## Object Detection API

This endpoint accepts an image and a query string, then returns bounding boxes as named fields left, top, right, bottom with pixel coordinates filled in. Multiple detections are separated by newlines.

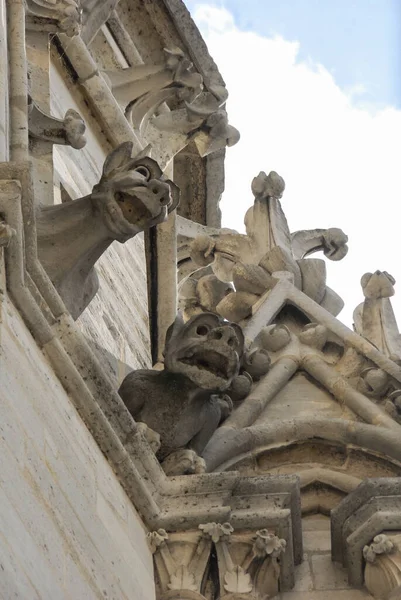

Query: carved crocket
left=179, top=170, right=348, bottom=322
left=118, top=312, right=244, bottom=475
left=37, top=142, right=179, bottom=318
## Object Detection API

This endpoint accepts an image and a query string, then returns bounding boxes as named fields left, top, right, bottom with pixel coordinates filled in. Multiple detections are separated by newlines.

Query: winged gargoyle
left=179, top=170, right=348, bottom=322
left=37, top=142, right=179, bottom=318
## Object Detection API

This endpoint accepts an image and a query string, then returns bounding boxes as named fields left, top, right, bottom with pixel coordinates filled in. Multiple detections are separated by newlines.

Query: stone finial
left=353, top=271, right=401, bottom=361
left=183, top=169, right=347, bottom=322
left=25, top=0, right=82, bottom=37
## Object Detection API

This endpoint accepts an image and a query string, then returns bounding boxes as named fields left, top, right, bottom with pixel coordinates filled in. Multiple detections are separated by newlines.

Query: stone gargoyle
left=179, top=170, right=348, bottom=322
left=118, top=312, right=245, bottom=475
left=37, top=142, right=179, bottom=318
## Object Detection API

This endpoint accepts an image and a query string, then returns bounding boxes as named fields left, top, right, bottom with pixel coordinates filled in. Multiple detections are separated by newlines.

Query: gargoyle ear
left=230, top=322, right=245, bottom=356
left=164, top=312, right=185, bottom=354
left=102, top=142, right=133, bottom=178
left=166, top=180, right=180, bottom=213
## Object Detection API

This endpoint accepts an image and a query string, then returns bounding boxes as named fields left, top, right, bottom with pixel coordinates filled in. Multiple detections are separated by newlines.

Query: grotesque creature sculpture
left=179, top=170, right=348, bottom=322
left=119, top=312, right=245, bottom=475
left=37, top=142, right=179, bottom=318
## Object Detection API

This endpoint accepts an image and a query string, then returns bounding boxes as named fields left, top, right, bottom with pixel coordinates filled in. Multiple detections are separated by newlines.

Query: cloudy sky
left=186, top=0, right=401, bottom=327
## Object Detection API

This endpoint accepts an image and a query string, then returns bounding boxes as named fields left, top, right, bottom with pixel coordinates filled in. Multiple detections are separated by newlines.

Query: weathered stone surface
left=37, top=142, right=178, bottom=318
left=119, top=312, right=244, bottom=470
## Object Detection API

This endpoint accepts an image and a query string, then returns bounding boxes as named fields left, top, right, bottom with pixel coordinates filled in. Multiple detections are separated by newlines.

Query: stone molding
left=149, top=523, right=287, bottom=599
left=331, top=478, right=401, bottom=595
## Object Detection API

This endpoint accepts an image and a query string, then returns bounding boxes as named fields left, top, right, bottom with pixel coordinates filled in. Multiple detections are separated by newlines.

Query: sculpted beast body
left=119, top=313, right=244, bottom=475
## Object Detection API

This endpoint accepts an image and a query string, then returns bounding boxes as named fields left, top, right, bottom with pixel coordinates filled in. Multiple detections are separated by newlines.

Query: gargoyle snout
left=148, top=179, right=172, bottom=207
left=207, top=326, right=238, bottom=348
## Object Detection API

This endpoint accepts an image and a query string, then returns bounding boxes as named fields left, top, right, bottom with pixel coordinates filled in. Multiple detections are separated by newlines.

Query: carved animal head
left=91, top=142, right=179, bottom=241
left=322, top=228, right=348, bottom=261
left=164, top=313, right=244, bottom=391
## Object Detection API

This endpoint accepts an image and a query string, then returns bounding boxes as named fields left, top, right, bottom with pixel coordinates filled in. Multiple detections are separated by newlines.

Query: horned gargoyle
left=37, top=142, right=179, bottom=319
left=119, top=312, right=245, bottom=475
left=180, top=170, right=348, bottom=322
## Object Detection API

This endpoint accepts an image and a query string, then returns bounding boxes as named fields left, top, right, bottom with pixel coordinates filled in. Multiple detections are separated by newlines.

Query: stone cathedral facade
left=1, top=1, right=401, bottom=599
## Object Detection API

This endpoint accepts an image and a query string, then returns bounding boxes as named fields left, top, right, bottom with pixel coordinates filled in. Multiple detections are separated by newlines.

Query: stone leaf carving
left=28, top=98, right=86, bottom=149
left=25, top=0, right=82, bottom=37
left=354, top=271, right=401, bottom=361
left=363, top=533, right=401, bottom=599
left=224, top=567, right=253, bottom=594
left=147, top=529, right=169, bottom=554
left=150, top=522, right=287, bottom=600
left=119, top=312, right=244, bottom=474
left=37, top=142, right=179, bottom=318
left=183, top=170, right=347, bottom=322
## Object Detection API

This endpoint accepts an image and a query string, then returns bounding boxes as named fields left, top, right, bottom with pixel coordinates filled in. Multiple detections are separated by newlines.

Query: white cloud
left=192, top=4, right=401, bottom=326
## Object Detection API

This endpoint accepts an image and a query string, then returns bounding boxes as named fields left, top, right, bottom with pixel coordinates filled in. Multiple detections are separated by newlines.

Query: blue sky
left=187, top=0, right=401, bottom=109
left=184, top=2, right=401, bottom=325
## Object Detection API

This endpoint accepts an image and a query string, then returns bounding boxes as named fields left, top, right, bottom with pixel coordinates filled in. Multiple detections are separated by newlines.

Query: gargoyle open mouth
left=178, top=347, right=237, bottom=389
left=116, top=191, right=167, bottom=228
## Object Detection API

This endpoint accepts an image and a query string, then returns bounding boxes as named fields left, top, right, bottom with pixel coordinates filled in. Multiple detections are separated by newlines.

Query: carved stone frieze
left=149, top=522, right=287, bottom=600
left=180, top=170, right=347, bottom=323
left=28, top=98, right=86, bottom=149
left=37, top=142, right=179, bottom=318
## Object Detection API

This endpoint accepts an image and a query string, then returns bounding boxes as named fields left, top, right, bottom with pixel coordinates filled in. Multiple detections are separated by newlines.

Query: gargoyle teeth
left=180, top=349, right=232, bottom=380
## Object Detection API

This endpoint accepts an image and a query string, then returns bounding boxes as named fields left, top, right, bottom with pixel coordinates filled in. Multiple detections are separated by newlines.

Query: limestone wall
left=0, top=283, right=154, bottom=599
left=50, top=56, right=152, bottom=383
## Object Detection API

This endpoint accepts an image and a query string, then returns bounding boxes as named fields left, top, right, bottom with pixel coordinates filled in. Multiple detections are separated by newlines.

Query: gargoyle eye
left=196, top=324, right=209, bottom=336
left=134, top=166, right=151, bottom=181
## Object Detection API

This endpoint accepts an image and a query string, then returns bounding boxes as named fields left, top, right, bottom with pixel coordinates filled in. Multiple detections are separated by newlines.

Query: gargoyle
left=180, top=170, right=347, bottom=321
left=118, top=312, right=244, bottom=475
left=37, top=142, right=179, bottom=319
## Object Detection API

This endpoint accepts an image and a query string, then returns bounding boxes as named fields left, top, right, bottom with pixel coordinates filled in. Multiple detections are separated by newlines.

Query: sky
left=186, top=1, right=401, bottom=327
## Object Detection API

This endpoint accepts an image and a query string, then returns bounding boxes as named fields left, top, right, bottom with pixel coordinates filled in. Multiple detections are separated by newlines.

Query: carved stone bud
left=228, top=371, right=253, bottom=402
left=25, top=0, right=82, bottom=37
left=199, top=522, right=234, bottom=543
left=361, top=271, right=396, bottom=299
left=363, top=533, right=401, bottom=599
left=357, top=367, right=390, bottom=398
left=251, top=171, right=285, bottom=200
left=147, top=529, right=169, bottom=553
left=256, top=324, right=291, bottom=352
left=243, top=348, right=271, bottom=380
left=299, top=323, right=328, bottom=350
left=252, top=529, right=287, bottom=559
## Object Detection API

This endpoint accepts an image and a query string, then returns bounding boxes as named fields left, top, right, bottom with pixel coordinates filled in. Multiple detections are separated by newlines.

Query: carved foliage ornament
left=149, top=523, right=286, bottom=600
left=363, top=533, right=401, bottom=599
